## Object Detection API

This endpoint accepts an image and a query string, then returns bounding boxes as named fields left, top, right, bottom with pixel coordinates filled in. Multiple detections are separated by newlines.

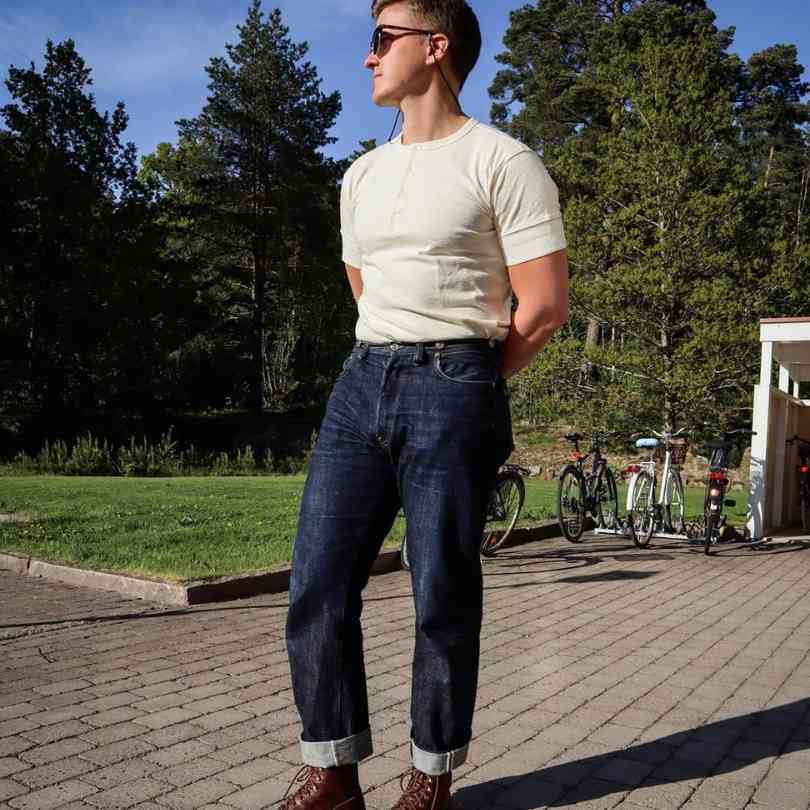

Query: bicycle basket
left=653, top=436, right=688, bottom=465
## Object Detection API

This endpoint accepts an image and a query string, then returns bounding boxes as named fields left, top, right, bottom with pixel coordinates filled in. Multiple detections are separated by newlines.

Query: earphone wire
left=387, top=35, right=465, bottom=144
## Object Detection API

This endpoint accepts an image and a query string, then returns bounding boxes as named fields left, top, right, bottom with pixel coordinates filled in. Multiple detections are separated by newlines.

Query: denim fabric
left=285, top=342, right=514, bottom=771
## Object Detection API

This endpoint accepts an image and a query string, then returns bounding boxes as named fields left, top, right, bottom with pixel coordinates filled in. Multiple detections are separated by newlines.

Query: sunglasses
left=370, top=24, right=436, bottom=56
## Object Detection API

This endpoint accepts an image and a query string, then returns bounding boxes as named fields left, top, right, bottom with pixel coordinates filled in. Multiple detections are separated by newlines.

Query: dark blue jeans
left=285, top=341, right=513, bottom=775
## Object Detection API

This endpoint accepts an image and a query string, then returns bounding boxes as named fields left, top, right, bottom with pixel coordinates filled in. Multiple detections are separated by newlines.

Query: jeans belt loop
left=413, top=343, right=427, bottom=365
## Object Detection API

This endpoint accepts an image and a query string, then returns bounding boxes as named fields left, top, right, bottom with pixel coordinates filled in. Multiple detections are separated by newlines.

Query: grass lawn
left=0, top=475, right=750, bottom=583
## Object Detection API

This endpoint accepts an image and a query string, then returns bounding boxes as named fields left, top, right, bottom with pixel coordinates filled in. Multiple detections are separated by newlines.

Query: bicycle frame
left=625, top=443, right=679, bottom=511
left=625, top=429, right=687, bottom=539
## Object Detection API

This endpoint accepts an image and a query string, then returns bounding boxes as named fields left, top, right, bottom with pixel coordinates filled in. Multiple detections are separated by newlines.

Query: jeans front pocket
left=432, top=350, right=500, bottom=386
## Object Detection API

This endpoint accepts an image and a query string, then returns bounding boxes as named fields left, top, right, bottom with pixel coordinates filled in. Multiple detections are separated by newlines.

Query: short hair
left=370, top=0, right=482, bottom=91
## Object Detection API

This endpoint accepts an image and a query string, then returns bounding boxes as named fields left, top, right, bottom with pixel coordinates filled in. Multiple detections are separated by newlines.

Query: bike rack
left=593, top=527, right=691, bottom=541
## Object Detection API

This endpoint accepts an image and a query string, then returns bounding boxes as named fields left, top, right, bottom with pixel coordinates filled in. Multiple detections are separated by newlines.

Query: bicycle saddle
left=564, top=433, right=584, bottom=442
left=635, top=438, right=658, bottom=449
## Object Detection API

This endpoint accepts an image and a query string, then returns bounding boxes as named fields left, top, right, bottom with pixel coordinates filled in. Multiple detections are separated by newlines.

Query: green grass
left=0, top=474, right=751, bottom=582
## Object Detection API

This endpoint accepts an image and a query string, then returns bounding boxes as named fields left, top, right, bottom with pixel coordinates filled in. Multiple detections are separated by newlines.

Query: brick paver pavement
left=1, top=534, right=809, bottom=810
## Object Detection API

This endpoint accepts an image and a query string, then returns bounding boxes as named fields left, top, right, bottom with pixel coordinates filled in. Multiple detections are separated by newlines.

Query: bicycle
left=701, top=428, right=756, bottom=555
left=399, top=464, right=528, bottom=570
left=626, top=428, right=688, bottom=548
left=556, top=432, right=620, bottom=543
left=785, top=434, right=810, bottom=532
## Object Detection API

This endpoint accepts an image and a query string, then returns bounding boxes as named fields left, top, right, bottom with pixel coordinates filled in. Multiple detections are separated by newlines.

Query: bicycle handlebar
left=650, top=427, right=688, bottom=439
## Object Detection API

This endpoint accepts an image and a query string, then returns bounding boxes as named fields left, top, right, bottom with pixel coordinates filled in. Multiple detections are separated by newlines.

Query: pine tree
left=166, top=1, right=343, bottom=412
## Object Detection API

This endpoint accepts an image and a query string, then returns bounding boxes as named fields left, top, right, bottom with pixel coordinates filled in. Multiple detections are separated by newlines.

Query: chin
left=371, top=85, right=399, bottom=108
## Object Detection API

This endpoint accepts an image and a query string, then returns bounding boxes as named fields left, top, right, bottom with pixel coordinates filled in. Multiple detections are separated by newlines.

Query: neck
left=398, top=86, right=468, bottom=145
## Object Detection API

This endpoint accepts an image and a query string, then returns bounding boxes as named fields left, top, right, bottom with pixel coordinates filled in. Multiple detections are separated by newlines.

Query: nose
left=364, top=51, right=378, bottom=69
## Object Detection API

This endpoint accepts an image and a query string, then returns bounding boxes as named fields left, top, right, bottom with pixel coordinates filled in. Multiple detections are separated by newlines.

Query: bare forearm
left=345, top=264, right=363, bottom=302
left=500, top=308, right=562, bottom=379
left=500, top=250, right=569, bottom=379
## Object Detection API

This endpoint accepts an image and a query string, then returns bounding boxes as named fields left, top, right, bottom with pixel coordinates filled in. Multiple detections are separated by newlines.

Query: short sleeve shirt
left=340, top=118, right=566, bottom=343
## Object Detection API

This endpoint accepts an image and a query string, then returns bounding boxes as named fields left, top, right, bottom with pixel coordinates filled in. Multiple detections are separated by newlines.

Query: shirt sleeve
left=340, top=166, right=363, bottom=268
left=491, top=150, right=567, bottom=266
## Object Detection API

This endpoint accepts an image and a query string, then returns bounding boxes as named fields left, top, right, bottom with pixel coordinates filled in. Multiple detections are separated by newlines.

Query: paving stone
left=4, top=536, right=810, bottom=810
left=128, top=710, right=201, bottom=732
left=78, top=739, right=156, bottom=767
left=206, top=737, right=279, bottom=766
left=20, top=739, right=94, bottom=767
left=592, top=757, right=654, bottom=788
left=83, top=778, right=170, bottom=810
left=7, top=779, right=97, bottom=810
left=0, top=742, right=33, bottom=760
left=0, top=781, right=28, bottom=802
left=0, top=761, right=30, bottom=780
left=188, top=710, right=253, bottom=733
left=689, top=776, right=755, bottom=809
left=81, top=760, right=159, bottom=791
left=14, top=757, right=97, bottom=790
left=151, top=777, right=237, bottom=810
left=624, top=779, right=696, bottom=810
left=216, top=769, right=300, bottom=810
left=21, top=723, right=95, bottom=747
left=156, top=757, right=228, bottom=788
left=752, top=776, right=810, bottom=809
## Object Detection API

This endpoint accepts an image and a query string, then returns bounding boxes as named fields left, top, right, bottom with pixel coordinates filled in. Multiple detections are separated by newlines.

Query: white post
left=760, top=342, right=773, bottom=387
left=748, top=384, right=771, bottom=538
left=771, top=396, right=788, bottom=527
left=778, top=364, right=791, bottom=394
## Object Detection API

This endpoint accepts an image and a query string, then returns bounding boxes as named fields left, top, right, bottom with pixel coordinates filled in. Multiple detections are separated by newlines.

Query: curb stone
left=0, top=520, right=564, bottom=606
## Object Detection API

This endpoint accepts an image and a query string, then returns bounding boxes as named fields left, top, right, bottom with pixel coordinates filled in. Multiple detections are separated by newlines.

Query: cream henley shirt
left=340, top=117, right=566, bottom=343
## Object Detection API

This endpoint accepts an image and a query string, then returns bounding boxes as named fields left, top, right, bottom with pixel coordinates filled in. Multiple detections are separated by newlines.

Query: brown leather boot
left=280, top=764, right=365, bottom=809
left=390, top=769, right=456, bottom=810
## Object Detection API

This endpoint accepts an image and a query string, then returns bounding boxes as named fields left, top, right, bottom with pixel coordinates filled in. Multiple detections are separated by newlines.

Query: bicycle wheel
left=557, top=465, right=587, bottom=542
left=704, top=511, right=718, bottom=555
left=664, top=470, right=685, bottom=534
left=480, top=472, right=525, bottom=556
left=630, top=470, right=655, bottom=548
left=400, top=534, right=410, bottom=571
left=595, top=467, right=619, bottom=530
left=801, top=490, right=809, bottom=532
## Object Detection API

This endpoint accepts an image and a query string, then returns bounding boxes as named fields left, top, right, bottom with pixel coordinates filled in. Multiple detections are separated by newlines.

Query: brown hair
left=371, top=0, right=482, bottom=91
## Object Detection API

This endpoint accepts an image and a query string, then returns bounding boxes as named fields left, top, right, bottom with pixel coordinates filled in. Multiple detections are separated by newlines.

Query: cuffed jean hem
left=410, top=739, right=469, bottom=776
left=299, top=728, right=373, bottom=767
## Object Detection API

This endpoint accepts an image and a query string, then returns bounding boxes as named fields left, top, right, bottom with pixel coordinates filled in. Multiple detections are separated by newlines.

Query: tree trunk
left=661, top=320, right=672, bottom=432
left=577, top=318, right=601, bottom=392
left=251, top=242, right=267, bottom=414
left=763, top=144, right=775, bottom=190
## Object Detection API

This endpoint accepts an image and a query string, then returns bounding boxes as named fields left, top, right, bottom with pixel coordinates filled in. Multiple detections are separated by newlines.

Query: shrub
left=118, top=429, right=182, bottom=477
left=64, top=433, right=117, bottom=475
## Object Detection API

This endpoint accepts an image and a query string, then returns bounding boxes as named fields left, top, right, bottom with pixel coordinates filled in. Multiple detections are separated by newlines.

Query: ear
left=426, top=32, right=450, bottom=62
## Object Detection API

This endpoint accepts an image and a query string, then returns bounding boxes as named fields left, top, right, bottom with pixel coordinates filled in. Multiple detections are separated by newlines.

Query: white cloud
left=0, top=0, right=368, bottom=99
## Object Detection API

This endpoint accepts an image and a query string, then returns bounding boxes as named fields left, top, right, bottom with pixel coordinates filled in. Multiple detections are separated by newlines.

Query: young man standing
left=283, top=1, right=569, bottom=808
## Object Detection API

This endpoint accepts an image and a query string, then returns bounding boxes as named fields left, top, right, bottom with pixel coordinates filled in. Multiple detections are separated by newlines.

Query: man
left=283, top=1, right=569, bottom=808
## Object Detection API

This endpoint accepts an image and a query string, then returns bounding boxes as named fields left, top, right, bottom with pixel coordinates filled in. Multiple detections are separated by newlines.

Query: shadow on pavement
left=557, top=569, right=659, bottom=584
left=454, top=698, right=810, bottom=809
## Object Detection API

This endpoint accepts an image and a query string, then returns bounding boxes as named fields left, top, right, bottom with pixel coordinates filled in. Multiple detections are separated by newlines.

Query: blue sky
left=1, top=0, right=808, bottom=163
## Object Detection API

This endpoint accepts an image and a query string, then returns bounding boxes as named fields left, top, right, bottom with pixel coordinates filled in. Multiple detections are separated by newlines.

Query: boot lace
left=393, top=769, right=436, bottom=810
left=280, top=765, right=326, bottom=808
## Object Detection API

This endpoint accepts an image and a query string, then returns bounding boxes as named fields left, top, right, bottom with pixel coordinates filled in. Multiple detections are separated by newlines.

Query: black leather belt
left=356, top=338, right=500, bottom=350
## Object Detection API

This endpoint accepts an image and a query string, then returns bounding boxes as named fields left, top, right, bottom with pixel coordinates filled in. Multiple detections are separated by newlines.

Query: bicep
left=507, top=249, right=569, bottom=323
